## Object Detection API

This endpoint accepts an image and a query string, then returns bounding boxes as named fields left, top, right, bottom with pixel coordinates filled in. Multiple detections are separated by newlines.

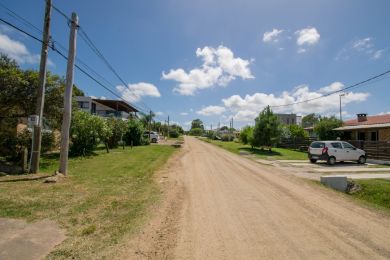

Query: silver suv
left=308, top=141, right=366, bottom=165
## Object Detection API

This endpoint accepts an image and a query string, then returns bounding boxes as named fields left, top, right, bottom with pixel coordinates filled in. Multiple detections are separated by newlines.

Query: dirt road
left=168, top=136, right=390, bottom=259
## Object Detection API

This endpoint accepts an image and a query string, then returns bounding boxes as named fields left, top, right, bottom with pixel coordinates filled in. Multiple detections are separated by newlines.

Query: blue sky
left=1, top=0, right=389, bottom=129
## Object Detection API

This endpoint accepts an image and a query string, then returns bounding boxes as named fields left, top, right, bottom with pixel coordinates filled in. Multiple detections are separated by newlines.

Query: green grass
left=202, top=138, right=308, bottom=160
left=349, top=179, right=390, bottom=210
left=0, top=145, right=176, bottom=259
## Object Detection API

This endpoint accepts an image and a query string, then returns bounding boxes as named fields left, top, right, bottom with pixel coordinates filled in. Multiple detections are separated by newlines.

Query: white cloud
left=0, top=33, right=40, bottom=64
left=197, top=105, right=226, bottom=116
left=220, top=82, right=369, bottom=122
left=155, top=111, right=164, bottom=116
left=180, top=112, right=189, bottom=116
left=263, top=29, right=283, bottom=43
left=352, top=37, right=373, bottom=51
left=319, top=82, right=344, bottom=93
left=295, top=27, right=320, bottom=46
left=116, top=82, right=161, bottom=102
left=338, top=37, right=386, bottom=60
left=162, top=45, right=254, bottom=95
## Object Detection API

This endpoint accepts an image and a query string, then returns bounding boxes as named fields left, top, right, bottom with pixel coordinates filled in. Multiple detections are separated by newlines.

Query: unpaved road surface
left=127, top=136, right=390, bottom=259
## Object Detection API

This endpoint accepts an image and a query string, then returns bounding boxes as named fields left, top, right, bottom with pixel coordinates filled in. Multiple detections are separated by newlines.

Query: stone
left=320, top=176, right=348, bottom=192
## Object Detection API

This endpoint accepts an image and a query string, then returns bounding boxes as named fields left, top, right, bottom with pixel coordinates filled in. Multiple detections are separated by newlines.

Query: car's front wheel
left=327, top=156, right=336, bottom=165
left=152, top=138, right=157, bottom=143
left=358, top=155, right=366, bottom=164
left=310, top=159, right=317, bottom=163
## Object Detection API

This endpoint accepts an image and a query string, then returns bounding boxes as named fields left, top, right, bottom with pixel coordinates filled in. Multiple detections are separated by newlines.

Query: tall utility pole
left=30, top=0, right=52, bottom=173
left=167, top=116, right=170, bottom=138
left=339, top=93, right=346, bottom=121
left=59, top=12, right=79, bottom=175
left=148, top=110, right=152, bottom=141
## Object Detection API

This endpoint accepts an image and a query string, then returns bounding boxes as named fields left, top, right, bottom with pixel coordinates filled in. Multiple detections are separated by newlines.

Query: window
left=358, top=132, right=366, bottom=141
left=371, top=131, right=378, bottom=141
left=310, top=142, right=325, bottom=148
left=342, top=142, right=354, bottom=149
left=77, top=101, right=89, bottom=109
left=331, top=142, right=342, bottom=149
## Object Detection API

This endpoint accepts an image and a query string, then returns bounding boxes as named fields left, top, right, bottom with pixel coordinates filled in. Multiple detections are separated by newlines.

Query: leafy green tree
left=124, top=119, right=145, bottom=146
left=106, top=118, right=128, bottom=148
left=69, top=111, right=111, bottom=156
left=239, top=126, right=254, bottom=145
left=189, top=128, right=203, bottom=136
left=302, top=113, right=321, bottom=128
left=287, top=124, right=308, bottom=139
left=191, top=119, right=204, bottom=130
left=253, top=106, right=281, bottom=149
left=314, top=116, right=343, bottom=140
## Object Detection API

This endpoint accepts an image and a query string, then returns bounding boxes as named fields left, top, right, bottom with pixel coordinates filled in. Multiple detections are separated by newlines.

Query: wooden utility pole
left=59, top=12, right=79, bottom=175
left=30, top=0, right=52, bottom=173
left=148, top=110, right=152, bottom=141
left=167, top=116, right=170, bottom=138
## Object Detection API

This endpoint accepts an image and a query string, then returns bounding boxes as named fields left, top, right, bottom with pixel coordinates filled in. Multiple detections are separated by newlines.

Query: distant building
left=334, top=113, right=390, bottom=141
left=75, top=96, right=138, bottom=120
left=276, top=113, right=301, bottom=126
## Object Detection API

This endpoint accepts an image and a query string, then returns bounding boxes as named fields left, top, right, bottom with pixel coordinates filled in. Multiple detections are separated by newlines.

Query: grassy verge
left=349, top=179, right=390, bottom=210
left=0, top=145, right=176, bottom=259
left=201, top=138, right=308, bottom=160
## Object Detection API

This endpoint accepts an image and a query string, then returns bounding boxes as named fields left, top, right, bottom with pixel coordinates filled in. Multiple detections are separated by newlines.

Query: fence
left=348, top=140, right=390, bottom=161
left=278, top=137, right=318, bottom=151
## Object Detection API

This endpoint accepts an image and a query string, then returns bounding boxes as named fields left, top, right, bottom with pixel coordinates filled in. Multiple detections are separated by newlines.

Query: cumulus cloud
left=180, top=112, right=189, bottom=116
left=116, top=82, right=161, bottom=102
left=0, top=33, right=40, bottom=64
left=295, top=27, right=320, bottom=46
left=219, top=82, right=369, bottom=122
left=155, top=111, right=164, bottom=116
left=263, top=29, right=283, bottom=43
left=162, top=45, right=254, bottom=95
left=197, top=105, right=226, bottom=116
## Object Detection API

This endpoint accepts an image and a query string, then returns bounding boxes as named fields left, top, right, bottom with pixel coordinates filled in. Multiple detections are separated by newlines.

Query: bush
left=123, top=119, right=144, bottom=146
left=221, top=134, right=234, bottom=142
left=239, top=126, right=253, bottom=145
left=169, top=130, right=179, bottom=138
left=69, top=111, right=112, bottom=156
left=206, top=131, right=217, bottom=140
left=106, top=118, right=127, bottom=149
left=189, top=128, right=203, bottom=136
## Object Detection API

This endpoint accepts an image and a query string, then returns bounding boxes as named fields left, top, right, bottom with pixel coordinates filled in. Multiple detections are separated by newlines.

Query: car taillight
left=322, top=147, right=328, bottom=154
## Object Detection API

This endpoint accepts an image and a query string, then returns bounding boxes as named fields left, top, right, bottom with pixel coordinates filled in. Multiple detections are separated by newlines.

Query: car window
left=310, top=142, right=325, bottom=148
left=331, top=142, right=342, bottom=149
left=342, top=142, right=354, bottom=149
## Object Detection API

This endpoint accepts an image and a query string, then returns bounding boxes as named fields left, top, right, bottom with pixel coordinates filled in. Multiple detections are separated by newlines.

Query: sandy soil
left=126, top=136, right=390, bottom=259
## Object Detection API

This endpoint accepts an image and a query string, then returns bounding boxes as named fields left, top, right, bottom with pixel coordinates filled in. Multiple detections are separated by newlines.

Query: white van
left=144, top=131, right=159, bottom=143
left=308, top=141, right=366, bottom=165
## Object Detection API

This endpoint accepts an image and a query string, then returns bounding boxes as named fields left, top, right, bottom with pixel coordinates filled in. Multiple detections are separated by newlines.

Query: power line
left=270, top=70, right=390, bottom=109
left=0, top=16, right=148, bottom=114
left=0, top=2, right=42, bottom=34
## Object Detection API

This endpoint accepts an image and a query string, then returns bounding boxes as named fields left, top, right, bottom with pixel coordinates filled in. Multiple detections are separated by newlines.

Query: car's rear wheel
left=152, top=138, right=157, bottom=143
left=310, top=159, right=317, bottom=163
left=358, top=156, right=366, bottom=164
left=327, top=156, right=336, bottom=165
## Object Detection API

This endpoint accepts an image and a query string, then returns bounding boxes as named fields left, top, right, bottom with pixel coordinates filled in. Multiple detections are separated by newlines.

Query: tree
left=220, top=126, right=229, bottom=131
left=239, top=126, right=253, bottom=145
left=123, top=119, right=145, bottom=146
left=189, top=128, right=203, bottom=136
left=106, top=117, right=127, bottom=149
left=69, top=111, right=111, bottom=156
left=314, top=116, right=342, bottom=140
left=191, top=119, right=204, bottom=130
left=253, top=106, right=281, bottom=149
left=287, top=124, right=308, bottom=139
left=302, top=113, right=321, bottom=128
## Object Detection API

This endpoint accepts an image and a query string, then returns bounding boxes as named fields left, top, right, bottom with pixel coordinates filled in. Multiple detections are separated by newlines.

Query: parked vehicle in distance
left=308, top=141, right=366, bottom=165
left=144, top=131, right=159, bottom=143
